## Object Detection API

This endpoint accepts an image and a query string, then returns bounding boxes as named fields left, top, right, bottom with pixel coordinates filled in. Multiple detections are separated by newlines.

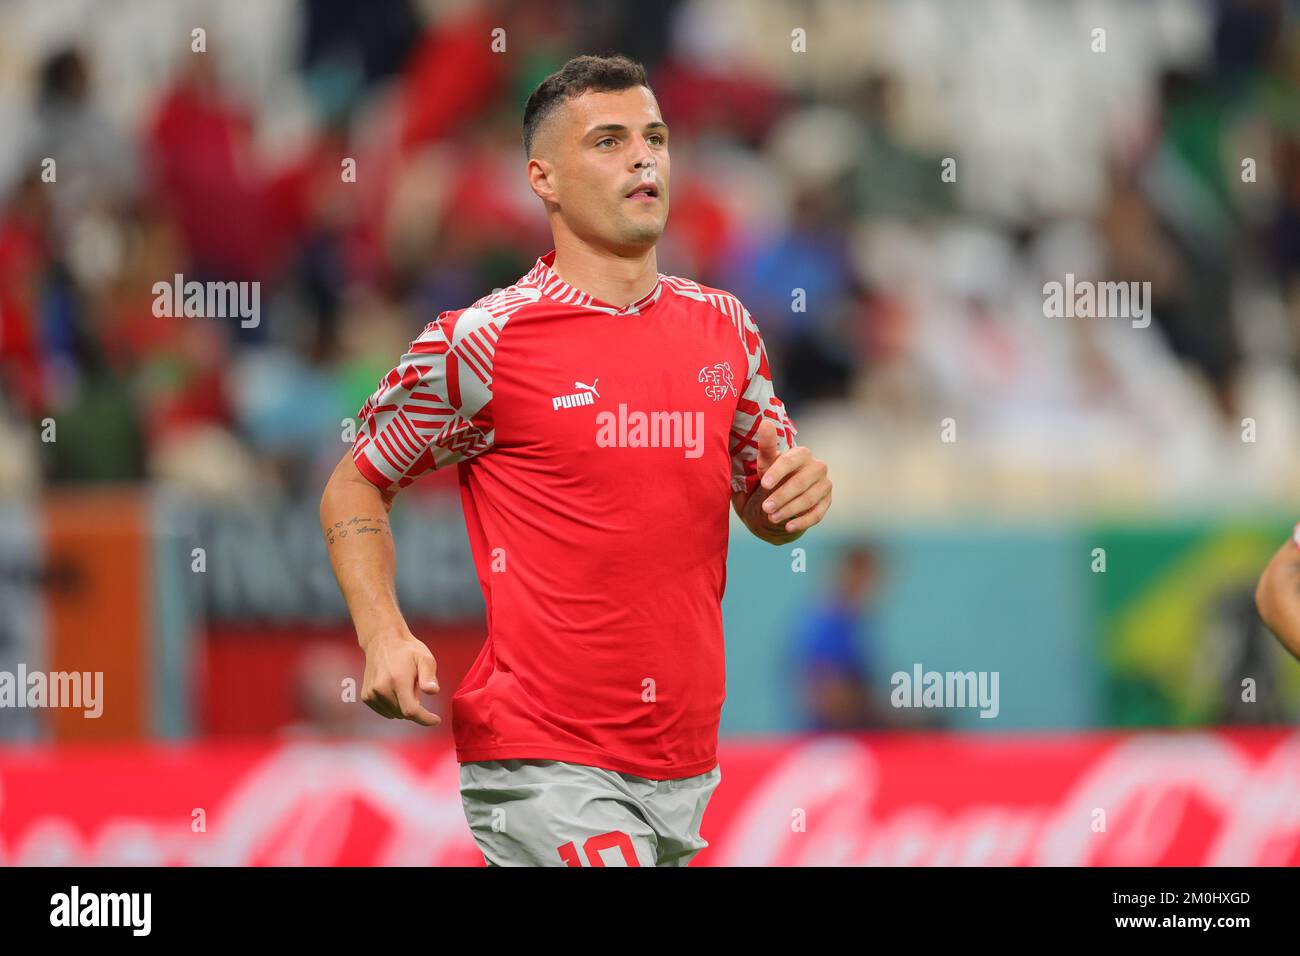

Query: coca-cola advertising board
left=2, top=730, right=1298, bottom=866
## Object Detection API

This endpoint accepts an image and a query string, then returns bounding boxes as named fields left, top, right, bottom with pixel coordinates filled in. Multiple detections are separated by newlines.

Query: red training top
left=352, top=249, right=796, bottom=779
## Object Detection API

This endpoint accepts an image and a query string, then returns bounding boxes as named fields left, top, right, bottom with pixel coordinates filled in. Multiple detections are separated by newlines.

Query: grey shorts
left=459, top=759, right=721, bottom=867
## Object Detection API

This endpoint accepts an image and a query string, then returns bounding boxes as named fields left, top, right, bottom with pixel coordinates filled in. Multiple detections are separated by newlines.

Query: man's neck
left=549, top=237, right=659, bottom=309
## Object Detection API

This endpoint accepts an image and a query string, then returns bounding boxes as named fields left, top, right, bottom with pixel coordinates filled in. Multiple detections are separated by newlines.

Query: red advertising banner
left=1, top=730, right=1298, bottom=866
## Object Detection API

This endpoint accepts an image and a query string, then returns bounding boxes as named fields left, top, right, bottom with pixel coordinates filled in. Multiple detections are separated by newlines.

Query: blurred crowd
left=0, top=0, right=1299, bottom=515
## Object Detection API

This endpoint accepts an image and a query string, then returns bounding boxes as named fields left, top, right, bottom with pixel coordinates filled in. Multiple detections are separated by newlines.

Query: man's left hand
left=734, top=419, right=832, bottom=543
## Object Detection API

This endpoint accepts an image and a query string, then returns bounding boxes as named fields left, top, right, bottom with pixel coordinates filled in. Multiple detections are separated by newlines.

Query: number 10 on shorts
left=557, top=831, right=640, bottom=867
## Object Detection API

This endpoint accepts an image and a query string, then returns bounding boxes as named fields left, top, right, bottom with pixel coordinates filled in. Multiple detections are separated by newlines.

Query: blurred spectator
left=789, top=545, right=924, bottom=732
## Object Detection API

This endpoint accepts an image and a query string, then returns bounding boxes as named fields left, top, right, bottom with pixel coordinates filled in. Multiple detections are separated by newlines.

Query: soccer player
left=1255, top=524, right=1300, bottom=661
left=320, top=54, right=832, bottom=867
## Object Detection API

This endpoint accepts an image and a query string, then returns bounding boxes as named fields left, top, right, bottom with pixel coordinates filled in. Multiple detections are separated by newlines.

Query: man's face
left=530, top=86, right=670, bottom=254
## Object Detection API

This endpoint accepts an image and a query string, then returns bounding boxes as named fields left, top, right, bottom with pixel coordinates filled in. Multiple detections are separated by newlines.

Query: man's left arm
left=726, top=305, right=831, bottom=544
left=1256, top=527, right=1300, bottom=662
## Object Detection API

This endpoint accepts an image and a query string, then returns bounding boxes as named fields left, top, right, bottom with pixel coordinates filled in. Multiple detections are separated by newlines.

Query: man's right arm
left=328, top=308, right=498, bottom=725
left=320, top=451, right=441, bottom=725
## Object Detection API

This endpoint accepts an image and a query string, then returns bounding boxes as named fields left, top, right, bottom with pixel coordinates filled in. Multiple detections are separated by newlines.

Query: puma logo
left=553, top=377, right=601, bottom=410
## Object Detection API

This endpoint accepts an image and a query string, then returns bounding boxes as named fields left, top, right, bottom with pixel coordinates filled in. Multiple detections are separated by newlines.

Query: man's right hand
left=360, top=631, right=442, bottom=725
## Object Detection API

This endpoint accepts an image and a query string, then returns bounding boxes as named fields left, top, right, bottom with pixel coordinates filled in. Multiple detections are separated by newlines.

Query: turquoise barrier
left=720, top=516, right=1300, bottom=734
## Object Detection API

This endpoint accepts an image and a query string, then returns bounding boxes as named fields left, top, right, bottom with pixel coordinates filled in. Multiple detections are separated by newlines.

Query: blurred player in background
left=788, top=545, right=945, bottom=732
left=790, top=545, right=884, bottom=731
left=1255, top=523, right=1300, bottom=662
left=321, top=54, right=831, bottom=866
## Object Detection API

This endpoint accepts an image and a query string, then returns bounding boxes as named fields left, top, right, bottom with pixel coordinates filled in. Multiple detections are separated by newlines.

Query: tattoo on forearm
left=325, top=515, right=391, bottom=546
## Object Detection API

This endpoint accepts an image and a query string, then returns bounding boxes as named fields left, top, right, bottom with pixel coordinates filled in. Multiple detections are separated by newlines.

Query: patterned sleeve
left=729, top=304, right=797, bottom=495
left=351, top=307, right=499, bottom=491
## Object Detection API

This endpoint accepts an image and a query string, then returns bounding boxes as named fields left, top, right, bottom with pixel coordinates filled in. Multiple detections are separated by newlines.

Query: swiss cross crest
left=698, top=362, right=738, bottom=401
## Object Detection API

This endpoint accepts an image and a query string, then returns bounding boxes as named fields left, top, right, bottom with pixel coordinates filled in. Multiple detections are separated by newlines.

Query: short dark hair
left=522, top=54, right=651, bottom=157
